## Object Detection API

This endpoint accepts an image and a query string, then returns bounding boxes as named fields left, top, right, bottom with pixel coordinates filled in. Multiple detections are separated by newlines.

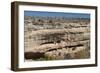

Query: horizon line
left=24, top=11, right=90, bottom=19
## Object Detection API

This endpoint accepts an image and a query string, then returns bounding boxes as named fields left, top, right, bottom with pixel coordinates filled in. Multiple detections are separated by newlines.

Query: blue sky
left=24, top=11, right=90, bottom=19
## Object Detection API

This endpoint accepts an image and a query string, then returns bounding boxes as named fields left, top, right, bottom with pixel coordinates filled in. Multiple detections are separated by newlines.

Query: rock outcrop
left=24, top=16, right=90, bottom=61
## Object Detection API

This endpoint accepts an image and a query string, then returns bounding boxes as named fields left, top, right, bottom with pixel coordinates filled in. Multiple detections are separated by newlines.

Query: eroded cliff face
left=24, top=16, right=90, bottom=61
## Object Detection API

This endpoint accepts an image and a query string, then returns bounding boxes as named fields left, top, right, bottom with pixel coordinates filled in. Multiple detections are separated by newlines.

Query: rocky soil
left=24, top=16, right=90, bottom=61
